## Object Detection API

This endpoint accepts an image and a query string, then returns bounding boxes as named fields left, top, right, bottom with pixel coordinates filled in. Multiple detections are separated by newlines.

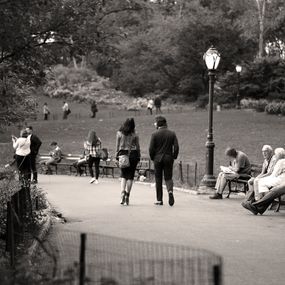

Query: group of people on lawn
left=10, top=116, right=284, bottom=214
left=210, top=145, right=285, bottom=215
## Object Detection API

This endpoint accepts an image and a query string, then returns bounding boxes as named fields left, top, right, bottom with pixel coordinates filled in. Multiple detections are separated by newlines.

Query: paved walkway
left=40, top=174, right=285, bottom=285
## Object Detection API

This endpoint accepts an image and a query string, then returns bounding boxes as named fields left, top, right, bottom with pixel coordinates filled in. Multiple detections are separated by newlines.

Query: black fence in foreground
left=37, top=231, right=223, bottom=285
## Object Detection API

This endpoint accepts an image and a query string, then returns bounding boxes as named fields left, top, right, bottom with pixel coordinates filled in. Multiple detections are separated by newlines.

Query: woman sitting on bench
left=40, top=142, right=62, bottom=174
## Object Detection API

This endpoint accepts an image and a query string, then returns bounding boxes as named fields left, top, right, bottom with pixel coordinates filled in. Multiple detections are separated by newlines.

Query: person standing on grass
left=116, top=118, right=141, bottom=206
left=62, top=101, right=69, bottom=119
left=26, top=126, right=42, bottom=184
left=84, top=130, right=102, bottom=184
left=43, top=103, right=50, bottom=120
left=147, top=98, right=154, bottom=115
left=12, top=129, right=32, bottom=181
left=149, top=116, right=179, bottom=206
left=91, top=100, right=98, bottom=118
left=154, top=96, right=162, bottom=114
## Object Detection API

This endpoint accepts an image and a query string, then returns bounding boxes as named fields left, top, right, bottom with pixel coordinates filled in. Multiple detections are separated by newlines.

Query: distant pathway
left=40, top=174, right=285, bottom=285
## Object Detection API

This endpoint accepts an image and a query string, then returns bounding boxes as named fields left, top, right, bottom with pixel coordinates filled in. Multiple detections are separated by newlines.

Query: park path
left=39, top=174, right=285, bottom=285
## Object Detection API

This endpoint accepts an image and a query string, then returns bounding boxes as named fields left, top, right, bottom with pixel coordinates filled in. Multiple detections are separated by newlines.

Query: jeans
left=154, top=154, right=174, bottom=202
left=88, top=156, right=100, bottom=179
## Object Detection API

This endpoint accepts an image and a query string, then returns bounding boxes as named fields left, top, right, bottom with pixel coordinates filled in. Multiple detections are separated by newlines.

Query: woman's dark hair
left=119, top=118, right=135, bottom=136
left=87, top=130, right=99, bottom=146
left=225, top=147, right=237, bottom=158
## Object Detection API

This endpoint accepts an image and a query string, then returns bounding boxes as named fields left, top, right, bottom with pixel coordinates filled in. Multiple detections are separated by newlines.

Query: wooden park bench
left=226, top=163, right=262, bottom=198
left=37, top=153, right=88, bottom=175
left=135, top=158, right=154, bottom=180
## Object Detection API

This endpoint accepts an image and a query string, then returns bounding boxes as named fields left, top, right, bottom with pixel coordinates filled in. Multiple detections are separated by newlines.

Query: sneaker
left=90, top=177, right=96, bottom=184
left=209, top=193, right=223, bottom=199
left=168, top=192, right=175, bottom=206
left=95, top=179, right=99, bottom=184
left=154, top=201, right=163, bottom=206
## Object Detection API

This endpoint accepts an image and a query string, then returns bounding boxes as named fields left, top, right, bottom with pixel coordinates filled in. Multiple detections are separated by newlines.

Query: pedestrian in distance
left=154, top=96, right=162, bottom=114
left=43, top=102, right=50, bottom=120
left=116, top=118, right=141, bottom=206
left=149, top=116, right=179, bottom=206
left=91, top=100, right=98, bottom=118
left=84, top=130, right=102, bottom=184
left=62, top=101, right=70, bottom=119
left=26, top=126, right=42, bottom=183
left=147, top=98, right=154, bottom=115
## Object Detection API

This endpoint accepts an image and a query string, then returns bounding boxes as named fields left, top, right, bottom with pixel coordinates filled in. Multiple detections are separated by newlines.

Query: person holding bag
left=84, top=130, right=102, bottom=184
left=116, top=118, right=141, bottom=205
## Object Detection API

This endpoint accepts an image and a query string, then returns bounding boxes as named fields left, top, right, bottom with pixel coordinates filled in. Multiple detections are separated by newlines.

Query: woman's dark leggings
left=88, top=157, right=100, bottom=179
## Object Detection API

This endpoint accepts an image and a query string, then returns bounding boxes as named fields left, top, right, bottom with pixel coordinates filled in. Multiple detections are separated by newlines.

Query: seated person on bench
left=244, top=145, right=277, bottom=203
left=209, top=147, right=251, bottom=199
left=40, top=141, right=62, bottom=174
left=73, top=150, right=89, bottom=176
left=242, top=149, right=285, bottom=215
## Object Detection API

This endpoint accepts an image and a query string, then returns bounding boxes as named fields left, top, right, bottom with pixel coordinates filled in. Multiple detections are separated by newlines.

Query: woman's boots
left=120, top=191, right=130, bottom=205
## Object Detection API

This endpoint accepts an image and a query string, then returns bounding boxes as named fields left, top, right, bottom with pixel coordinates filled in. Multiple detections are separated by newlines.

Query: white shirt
left=147, top=99, right=154, bottom=109
left=13, top=135, right=31, bottom=156
left=62, top=102, right=69, bottom=111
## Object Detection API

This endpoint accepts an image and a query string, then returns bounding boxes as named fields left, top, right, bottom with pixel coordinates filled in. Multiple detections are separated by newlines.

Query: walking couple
left=116, top=116, right=179, bottom=206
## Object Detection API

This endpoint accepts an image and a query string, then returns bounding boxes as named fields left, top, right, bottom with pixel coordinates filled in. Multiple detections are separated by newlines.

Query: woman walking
left=116, top=118, right=141, bottom=205
left=84, top=130, right=101, bottom=184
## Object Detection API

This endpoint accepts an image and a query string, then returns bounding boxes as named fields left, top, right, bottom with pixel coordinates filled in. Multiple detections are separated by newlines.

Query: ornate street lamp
left=200, top=46, right=221, bottom=188
left=235, top=65, right=242, bottom=109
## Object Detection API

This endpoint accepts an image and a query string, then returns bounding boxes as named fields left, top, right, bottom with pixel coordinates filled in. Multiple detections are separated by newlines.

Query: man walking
left=26, top=126, right=42, bottom=183
left=62, top=101, right=69, bottom=119
left=149, top=116, right=179, bottom=206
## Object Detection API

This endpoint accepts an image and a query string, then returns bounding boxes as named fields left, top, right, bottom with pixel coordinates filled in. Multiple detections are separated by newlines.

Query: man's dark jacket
left=30, top=134, right=42, bottom=155
left=149, top=126, right=179, bottom=162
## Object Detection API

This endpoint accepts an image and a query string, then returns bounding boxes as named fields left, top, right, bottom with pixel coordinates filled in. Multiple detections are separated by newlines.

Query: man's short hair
left=262, top=145, right=273, bottom=152
left=50, top=141, right=57, bottom=146
left=225, top=147, right=237, bottom=158
left=27, top=126, right=33, bottom=130
left=155, top=116, right=167, bottom=127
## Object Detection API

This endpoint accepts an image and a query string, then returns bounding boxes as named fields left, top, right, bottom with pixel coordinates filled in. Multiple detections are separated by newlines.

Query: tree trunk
left=255, top=0, right=266, bottom=58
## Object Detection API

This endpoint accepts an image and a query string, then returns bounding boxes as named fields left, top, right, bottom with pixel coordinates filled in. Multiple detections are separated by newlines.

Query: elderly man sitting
left=242, top=148, right=285, bottom=215
left=244, top=145, right=277, bottom=203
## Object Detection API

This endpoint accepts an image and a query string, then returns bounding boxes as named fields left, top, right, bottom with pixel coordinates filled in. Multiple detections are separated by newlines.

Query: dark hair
left=225, top=147, right=237, bottom=158
left=155, top=116, right=167, bottom=127
left=87, top=130, right=99, bottom=146
left=50, top=141, right=57, bottom=146
left=27, top=126, right=33, bottom=130
left=20, top=129, right=28, bottom=138
left=119, top=118, right=135, bottom=136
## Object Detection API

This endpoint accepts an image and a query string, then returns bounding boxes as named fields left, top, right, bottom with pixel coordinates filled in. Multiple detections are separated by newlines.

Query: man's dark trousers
left=154, top=154, right=174, bottom=202
left=30, top=154, right=38, bottom=182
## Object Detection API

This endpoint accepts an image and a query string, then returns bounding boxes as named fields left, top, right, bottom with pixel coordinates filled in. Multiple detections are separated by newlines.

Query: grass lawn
left=1, top=95, right=285, bottom=184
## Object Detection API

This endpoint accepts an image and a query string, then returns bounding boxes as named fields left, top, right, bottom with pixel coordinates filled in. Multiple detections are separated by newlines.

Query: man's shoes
left=154, top=201, right=163, bottom=206
left=90, top=177, right=96, bottom=184
left=241, top=201, right=259, bottom=215
left=168, top=192, right=175, bottom=206
left=209, top=193, right=223, bottom=199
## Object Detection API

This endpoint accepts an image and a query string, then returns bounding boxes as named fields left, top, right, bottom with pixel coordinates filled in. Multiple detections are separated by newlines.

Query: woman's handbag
left=118, top=154, right=130, bottom=168
left=98, top=148, right=108, bottom=161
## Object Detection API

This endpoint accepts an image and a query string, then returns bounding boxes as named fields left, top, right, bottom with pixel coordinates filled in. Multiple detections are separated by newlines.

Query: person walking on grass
left=84, top=130, right=102, bottom=184
left=62, top=101, right=70, bottom=119
left=116, top=118, right=141, bottom=205
left=149, top=116, right=179, bottom=206
left=91, top=100, right=98, bottom=118
left=26, top=126, right=42, bottom=184
left=43, top=103, right=50, bottom=120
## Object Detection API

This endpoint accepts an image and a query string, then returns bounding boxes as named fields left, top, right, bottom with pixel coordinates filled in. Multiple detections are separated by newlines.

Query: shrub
left=265, top=102, right=282, bottom=115
left=240, top=98, right=269, bottom=112
left=195, top=94, right=209, bottom=109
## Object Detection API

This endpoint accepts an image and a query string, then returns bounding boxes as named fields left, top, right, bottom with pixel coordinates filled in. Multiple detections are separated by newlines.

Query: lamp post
left=200, top=46, right=221, bottom=188
left=235, top=65, right=242, bottom=109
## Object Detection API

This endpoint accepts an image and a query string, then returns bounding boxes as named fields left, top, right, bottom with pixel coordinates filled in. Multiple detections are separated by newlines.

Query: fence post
left=6, top=201, right=15, bottom=268
left=186, top=164, right=190, bottom=185
left=194, top=162, right=198, bottom=187
left=79, top=233, right=86, bottom=285
left=179, top=161, right=184, bottom=184
left=213, top=264, right=222, bottom=285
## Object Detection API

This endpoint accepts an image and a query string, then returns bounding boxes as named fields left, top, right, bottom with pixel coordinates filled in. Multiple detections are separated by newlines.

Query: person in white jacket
left=12, top=129, right=32, bottom=180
